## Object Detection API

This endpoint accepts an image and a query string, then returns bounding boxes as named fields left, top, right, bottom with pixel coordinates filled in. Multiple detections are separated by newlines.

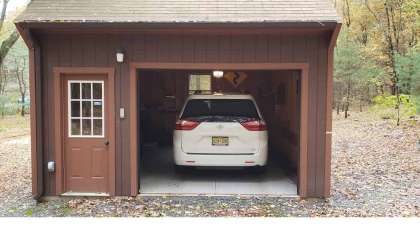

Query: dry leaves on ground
left=0, top=112, right=418, bottom=217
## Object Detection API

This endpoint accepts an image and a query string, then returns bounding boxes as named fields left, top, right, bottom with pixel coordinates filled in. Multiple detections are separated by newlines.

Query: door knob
left=105, top=141, right=110, bottom=146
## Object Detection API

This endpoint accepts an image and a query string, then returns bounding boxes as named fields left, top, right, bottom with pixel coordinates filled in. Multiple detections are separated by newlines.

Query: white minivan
left=173, top=93, right=268, bottom=171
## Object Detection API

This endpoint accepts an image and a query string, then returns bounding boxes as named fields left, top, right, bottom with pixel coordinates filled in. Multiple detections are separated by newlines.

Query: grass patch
left=368, top=95, right=417, bottom=121
left=24, top=208, right=33, bottom=217
left=0, top=115, right=30, bottom=133
left=58, top=206, right=73, bottom=216
left=8, top=207, right=18, bottom=213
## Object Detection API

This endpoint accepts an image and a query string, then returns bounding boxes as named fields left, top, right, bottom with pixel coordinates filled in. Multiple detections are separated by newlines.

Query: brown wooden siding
left=37, top=31, right=330, bottom=197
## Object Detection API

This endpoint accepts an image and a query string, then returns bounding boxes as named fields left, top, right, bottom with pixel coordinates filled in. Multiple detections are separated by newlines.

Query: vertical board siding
left=120, top=35, right=132, bottom=195
left=94, top=35, right=108, bottom=67
left=39, top=31, right=330, bottom=197
left=306, top=35, right=320, bottom=195
left=230, top=36, right=243, bottom=63
left=205, top=35, right=219, bottom=63
left=218, top=35, right=231, bottom=62
left=315, top=34, right=329, bottom=196
left=268, top=35, right=281, bottom=62
left=43, top=35, right=58, bottom=194
left=59, top=35, right=72, bottom=67
left=70, top=36, right=83, bottom=67
left=40, top=38, right=49, bottom=195
left=30, top=41, right=44, bottom=197
left=255, top=35, right=267, bottom=62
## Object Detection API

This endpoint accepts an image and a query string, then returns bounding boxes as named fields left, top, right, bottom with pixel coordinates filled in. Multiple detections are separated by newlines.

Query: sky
left=5, top=0, right=30, bottom=13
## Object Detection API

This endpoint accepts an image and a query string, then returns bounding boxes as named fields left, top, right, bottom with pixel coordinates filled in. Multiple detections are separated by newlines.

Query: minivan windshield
left=181, top=99, right=260, bottom=122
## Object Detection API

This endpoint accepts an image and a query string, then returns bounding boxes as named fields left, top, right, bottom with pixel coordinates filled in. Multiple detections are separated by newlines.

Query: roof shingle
left=16, top=0, right=341, bottom=23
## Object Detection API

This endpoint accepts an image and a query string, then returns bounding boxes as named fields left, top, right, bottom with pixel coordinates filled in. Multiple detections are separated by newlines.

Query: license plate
left=212, top=136, right=229, bottom=146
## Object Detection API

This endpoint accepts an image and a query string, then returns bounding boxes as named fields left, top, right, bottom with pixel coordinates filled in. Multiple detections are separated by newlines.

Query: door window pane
left=71, top=119, right=81, bottom=135
left=82, top=101, right=92, bottom=117
left=93, top=101, right=102, bottom=117
left=82, top=83, right=91, bottom=99
left=71, top=82, right=80, bottom=99
left=93, top=83, right=102, bottom=99
left=82, top=119, right=92, bottom=135
left=71, top=101, right=80, bottom=117
left=93, top=119, right=103, bottom=136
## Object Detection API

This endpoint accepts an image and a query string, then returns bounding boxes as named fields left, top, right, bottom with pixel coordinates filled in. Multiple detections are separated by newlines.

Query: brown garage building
left=15, top=0, right=341, bottom=198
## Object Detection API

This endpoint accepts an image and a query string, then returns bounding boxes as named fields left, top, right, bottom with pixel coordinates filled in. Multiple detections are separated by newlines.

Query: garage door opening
left=137, top=69, right=302, bottom=196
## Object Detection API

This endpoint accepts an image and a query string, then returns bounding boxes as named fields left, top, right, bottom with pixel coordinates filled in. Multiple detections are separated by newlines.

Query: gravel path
left=0, top=113, right=418, bottom=217
left=0, top=137, right=35, bottom=216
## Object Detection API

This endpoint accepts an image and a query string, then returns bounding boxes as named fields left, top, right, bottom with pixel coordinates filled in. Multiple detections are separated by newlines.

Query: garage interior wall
left=36, top=31, right=330, bottom=197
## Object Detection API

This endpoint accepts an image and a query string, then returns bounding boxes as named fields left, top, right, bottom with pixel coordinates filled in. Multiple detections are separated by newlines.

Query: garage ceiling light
left=213, top=70, right=224, bottom=78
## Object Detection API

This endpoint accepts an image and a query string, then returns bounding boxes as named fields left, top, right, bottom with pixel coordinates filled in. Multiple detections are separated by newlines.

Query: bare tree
left=0, top=64, right=7, bottom=94
left=0, top=0, right=20, bottom=69
left=342, top=0, right=352, bottom=28
left=365, top=0, right=406, bottom=125
left=357, top=21, right=369, bottom=46
left=13, top=57, right=27, bottom=116
left=364, top=0, right=404, bottom=95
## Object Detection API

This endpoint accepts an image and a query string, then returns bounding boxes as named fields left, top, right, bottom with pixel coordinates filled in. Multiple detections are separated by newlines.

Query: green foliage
left=24, top=208, right=33, bottom=217
left=370, top=95, right=417, bottom=119
left=413, top=96, right=420, bottom=114
left=0, top=94, right=21, bottom=116
left=395, top=45, right=420, bottom=113
left=372, top=95, right=412, bottom=108
left=333, top=0, right=419, bottom=121
left=396, top=45, right=420, bottom=94
left=335, top=37, right=384, bottom=86
left=334, top=34, right=384, bottom=109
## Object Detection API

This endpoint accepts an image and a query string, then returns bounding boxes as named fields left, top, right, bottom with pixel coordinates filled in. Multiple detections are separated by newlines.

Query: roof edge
left=15, top=20, right=341, bottom=30
left=15, top=19, right=342, bottom=24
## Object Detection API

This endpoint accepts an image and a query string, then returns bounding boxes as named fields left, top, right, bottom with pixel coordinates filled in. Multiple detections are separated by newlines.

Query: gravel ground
left=0, top=113, right=419, bottom=217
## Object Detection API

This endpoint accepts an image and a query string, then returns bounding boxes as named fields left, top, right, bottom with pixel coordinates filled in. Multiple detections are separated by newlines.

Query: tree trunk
left=20, top=94, right=25, bottom=117
left=396, top=86, right=400, bottom=126
left=345, top=104, right=349, bottom=118
left=0, top=30, right=20, bottom=68
left=344, top=81, right=351, bottom=119
left=384, top=2, right=399, bottom=95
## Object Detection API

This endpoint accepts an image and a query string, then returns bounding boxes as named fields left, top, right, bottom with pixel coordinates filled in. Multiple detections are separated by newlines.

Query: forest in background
left=0, top=0, right=419, bottom=124
left=333, top=0, right=419, bottom=124
left=0, top=0, right=27, bottom=117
